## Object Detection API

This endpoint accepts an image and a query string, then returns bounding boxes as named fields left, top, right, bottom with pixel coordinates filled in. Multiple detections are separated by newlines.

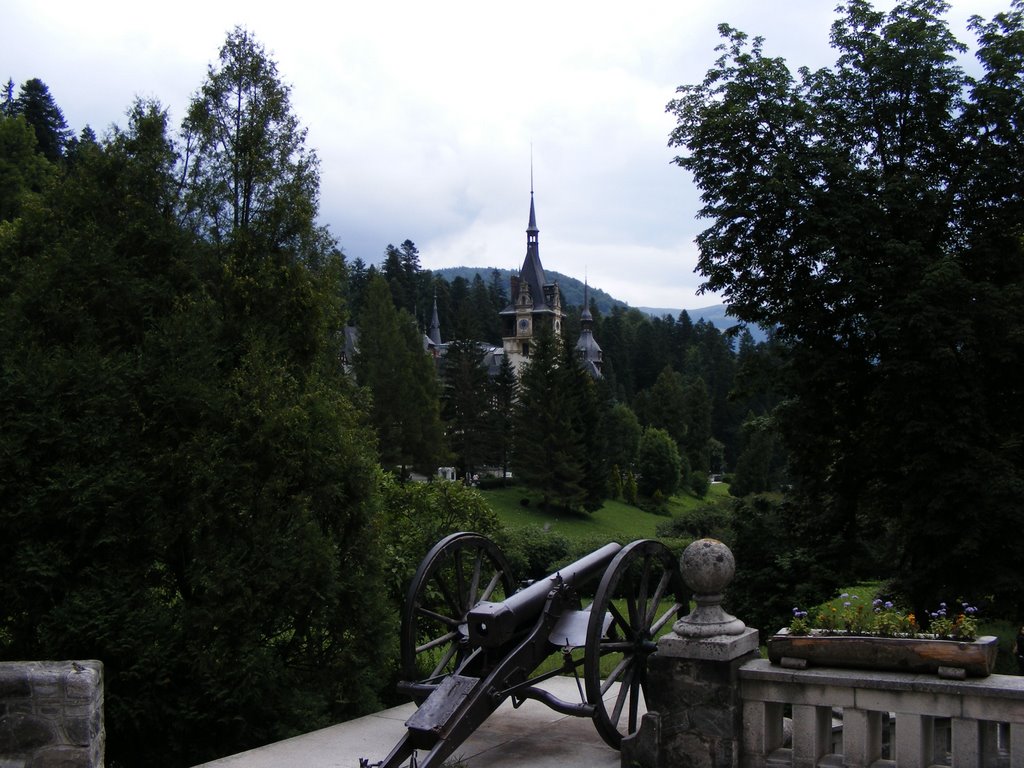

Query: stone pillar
left=0, top=661, right=104, bottom=768
left=621, top=539, right=758, bottom=768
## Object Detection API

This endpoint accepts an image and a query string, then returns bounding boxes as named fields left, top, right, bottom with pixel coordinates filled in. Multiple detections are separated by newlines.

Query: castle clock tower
left=500, top=190, right=565, bottom=373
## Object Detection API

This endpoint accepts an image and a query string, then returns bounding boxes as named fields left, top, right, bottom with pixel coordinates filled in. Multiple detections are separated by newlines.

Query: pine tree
left=563, top=342, right=608, bottom=511
left=513, top=326, right=585, bottom=511
left=12, top=78, right=72, bottom=162
left=181, top=26, right=324, bottom=262
left=442, top=338, right=493, bottom=477
left=356, top=274, right=443, bottom=476
left=490, top=352, right=517, bottom=480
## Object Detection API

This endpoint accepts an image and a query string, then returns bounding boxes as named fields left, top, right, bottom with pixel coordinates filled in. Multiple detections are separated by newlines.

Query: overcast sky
left=5, top=0, right=1009, bottom=309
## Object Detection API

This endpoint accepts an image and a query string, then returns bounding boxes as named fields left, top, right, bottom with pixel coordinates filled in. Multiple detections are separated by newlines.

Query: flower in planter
left=873, top=599, right=916, bottom=637
left=790, top=607, right=811, bottom=635
left=929, top=602, right=979, bottom=642
left=788, top=595, right=978, bottom=641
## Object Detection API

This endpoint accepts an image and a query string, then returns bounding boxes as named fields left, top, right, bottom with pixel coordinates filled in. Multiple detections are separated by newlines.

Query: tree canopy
left=669, top=0, right=1024, bottom=616
left=0, top=36, right=390, bottom=767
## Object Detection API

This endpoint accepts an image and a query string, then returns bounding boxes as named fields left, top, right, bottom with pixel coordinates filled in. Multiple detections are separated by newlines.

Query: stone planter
left=767, top=628, right=999, bottom=678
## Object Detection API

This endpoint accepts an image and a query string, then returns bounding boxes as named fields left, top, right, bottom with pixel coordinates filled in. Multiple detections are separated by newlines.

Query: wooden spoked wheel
left=584, top=540, right=686, bottom=749
left=400, top=532, right=516, bottom=698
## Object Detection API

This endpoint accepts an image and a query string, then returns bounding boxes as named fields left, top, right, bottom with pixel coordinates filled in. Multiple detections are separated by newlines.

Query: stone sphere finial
left=680, top=538, right=735, bottom=595
left=673, top=538, right=746, bottom=638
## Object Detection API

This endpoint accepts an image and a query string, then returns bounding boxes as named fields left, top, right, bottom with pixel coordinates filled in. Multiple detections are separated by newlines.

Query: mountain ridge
left=432, top=266, right=765, bottom=340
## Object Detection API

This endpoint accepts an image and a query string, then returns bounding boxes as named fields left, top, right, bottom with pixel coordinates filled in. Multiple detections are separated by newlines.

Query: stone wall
left=0, top=661, right=104, bottom=768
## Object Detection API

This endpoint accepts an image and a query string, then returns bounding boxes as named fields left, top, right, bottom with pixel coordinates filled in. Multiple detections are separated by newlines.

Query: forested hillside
left=345, top=241, right=783, bottom=486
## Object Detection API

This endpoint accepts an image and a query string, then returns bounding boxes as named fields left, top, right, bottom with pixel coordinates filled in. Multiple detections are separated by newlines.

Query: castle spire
left=575, top=274, right=602, bottom=378
left=428, top=291, right=442, bottom=347
left=581, top=275, right=593, bottom=323
left=520, top=182, right=545, bottom=308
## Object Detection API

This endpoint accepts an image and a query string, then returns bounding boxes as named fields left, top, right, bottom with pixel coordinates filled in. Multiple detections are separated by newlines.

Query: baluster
left=951, top=717, right=999, bottom=768
left=895, top=713, right=935, bottom=767
left=951, top=717, right=977, bottom=768
left=1011, top=723, right=1024, bottom=768
left=842, top=707, right=882, bottom=767
left=792, top=704, right=831, bottom=768
left=743, top=699, right=786, bottom=766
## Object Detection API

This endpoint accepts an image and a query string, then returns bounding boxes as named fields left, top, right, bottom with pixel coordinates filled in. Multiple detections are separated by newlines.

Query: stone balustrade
left=739, top=658, right=1024, bottom=768
left=624, top=539, right=1024, bottom=768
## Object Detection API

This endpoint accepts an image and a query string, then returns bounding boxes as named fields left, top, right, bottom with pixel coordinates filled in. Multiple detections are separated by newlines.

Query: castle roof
left=501, top=191, right=561, bottom=316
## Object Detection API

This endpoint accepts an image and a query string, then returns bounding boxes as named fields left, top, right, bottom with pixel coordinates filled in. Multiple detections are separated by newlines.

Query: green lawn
left=478, top=482, right=731, bottom=543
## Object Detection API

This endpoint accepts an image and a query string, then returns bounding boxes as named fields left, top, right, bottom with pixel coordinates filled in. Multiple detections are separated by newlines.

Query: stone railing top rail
left=739, top=657, right=1024, bottom=709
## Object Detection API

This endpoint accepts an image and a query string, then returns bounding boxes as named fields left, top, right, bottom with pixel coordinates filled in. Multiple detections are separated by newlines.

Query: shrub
left=378, top=477, right=503, bottom=604
left=689, top=470, right=710, bottom=498
left=655, top=502, right=733, bottom=542
left=495, top=526, right=572, bottom=583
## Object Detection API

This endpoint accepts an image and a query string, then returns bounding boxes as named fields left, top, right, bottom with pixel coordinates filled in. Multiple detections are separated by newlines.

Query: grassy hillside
left=478, top=483, right=731, bottom=543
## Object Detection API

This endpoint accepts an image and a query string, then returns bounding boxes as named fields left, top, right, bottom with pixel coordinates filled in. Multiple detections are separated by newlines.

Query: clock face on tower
left=518, top=318, right=530, bottom=335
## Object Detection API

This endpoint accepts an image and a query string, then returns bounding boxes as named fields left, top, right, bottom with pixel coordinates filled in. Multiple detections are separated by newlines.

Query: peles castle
left=426, top=190, right=603, bottom=379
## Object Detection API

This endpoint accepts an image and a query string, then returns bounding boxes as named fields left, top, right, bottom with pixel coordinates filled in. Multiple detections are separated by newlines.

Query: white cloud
left=4, top=0, right=1008, bottom=308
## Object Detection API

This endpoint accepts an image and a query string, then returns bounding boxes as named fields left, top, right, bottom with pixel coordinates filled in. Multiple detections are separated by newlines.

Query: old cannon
left=364, top=531, right=686, bottom=767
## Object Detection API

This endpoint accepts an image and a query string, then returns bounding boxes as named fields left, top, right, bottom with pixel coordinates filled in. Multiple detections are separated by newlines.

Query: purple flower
left=884, top=601, right=893, bottom=609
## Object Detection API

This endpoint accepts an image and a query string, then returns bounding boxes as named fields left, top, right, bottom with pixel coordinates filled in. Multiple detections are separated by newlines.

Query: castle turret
left=575, top=280, right=603, bottom=378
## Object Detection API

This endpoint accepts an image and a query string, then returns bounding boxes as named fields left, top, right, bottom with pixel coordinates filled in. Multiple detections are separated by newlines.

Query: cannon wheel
left=584, top=539, right=686, bottom=749
left=400, top=532, right=516, bottom=698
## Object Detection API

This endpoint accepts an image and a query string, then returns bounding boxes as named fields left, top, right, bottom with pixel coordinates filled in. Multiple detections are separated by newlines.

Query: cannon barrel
left=467, top=541, right=622, bottom=647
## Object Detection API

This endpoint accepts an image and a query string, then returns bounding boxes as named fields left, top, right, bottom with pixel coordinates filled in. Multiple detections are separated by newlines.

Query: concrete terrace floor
left=193, top=676, right=624, bottom=768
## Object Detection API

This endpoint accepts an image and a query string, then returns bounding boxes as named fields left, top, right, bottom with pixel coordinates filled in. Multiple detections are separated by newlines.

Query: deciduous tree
left=604, top=403, right=642, bottom=476
left=0, top=113, right=55, bottom=220
left=636, top=427, right=682, bottom=498
left=668, top=0, right=1024, bottom=615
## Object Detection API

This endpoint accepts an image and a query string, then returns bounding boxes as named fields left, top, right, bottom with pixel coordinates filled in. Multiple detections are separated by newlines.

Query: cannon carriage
left=365, top=532, right=686, bottom=768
